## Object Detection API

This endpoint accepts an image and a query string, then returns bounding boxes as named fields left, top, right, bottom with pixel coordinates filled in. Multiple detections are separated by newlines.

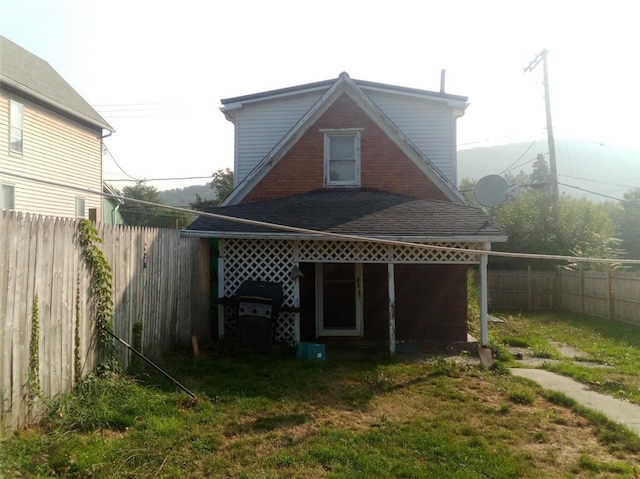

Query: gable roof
left=0, top=35, right=113, bottom=132
left=184, top=188, right=506, bottom=242
left=220, top=72, right=468, bottom=206
left=220, top=76, right=468, bottom=112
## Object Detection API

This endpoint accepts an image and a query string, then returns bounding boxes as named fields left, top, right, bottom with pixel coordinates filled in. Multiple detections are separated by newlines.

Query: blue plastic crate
left=296, top=342, right=325, bottom=361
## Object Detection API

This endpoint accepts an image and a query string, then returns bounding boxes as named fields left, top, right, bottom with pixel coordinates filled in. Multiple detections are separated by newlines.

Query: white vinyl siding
left=0, top=94, right=103, bottom=218
left=231, top=92, right=324, bottom=184
left=357, top=89, right=458, bottom=183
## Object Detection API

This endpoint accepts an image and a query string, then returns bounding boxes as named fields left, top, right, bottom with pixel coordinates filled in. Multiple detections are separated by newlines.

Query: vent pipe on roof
left=440, top=69, right=446, bottom=93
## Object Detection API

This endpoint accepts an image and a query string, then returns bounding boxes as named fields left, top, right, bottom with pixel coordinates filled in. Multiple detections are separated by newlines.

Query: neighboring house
left=184, top=72, right=506, bottom=352
left=103, top=182, right=125, bottom=225
left=0, top=35, right=114, bottom=220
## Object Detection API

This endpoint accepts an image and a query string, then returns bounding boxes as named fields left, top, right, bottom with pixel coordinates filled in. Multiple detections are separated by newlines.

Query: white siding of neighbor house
left=231, top=87, right=460, bottom=187
left=231, top=91, right=324, bottom=184
left=364, top=90, right=458, bottom=184
left=0, top=93, right=103, bottom=218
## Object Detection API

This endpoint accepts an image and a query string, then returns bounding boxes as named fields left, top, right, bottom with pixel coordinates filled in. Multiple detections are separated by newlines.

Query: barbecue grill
left=234, top=280, right=284, bottom=347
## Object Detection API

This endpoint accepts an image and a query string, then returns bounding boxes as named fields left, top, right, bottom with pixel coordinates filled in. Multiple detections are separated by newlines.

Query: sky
left=1, top=0, right=639, bottom=194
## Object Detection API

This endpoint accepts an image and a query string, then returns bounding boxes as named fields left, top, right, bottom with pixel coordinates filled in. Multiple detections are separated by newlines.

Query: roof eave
left=0, top=75, right=115, bottom=133
left=180, top=230, right=507, bottom=243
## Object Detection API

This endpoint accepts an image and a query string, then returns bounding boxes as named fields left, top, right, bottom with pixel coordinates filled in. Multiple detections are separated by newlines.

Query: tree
left=190, top=168, right=234, bottom=211
left=120, top=184, right=192, bottom=228
left=530, top=153, right=551, bottom=185
left=616, top=187, right=640, bottom=261
left=458, top=177, right=479, bottom=206
left=489, top=159, right=619, bottom=270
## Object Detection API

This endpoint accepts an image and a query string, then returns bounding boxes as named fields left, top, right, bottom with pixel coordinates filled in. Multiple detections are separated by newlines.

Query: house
left=103, top=182, right=125, bottom=225
left=0, top=35, right=114, bottom=220
left=183, top=72, right=506, bottom=353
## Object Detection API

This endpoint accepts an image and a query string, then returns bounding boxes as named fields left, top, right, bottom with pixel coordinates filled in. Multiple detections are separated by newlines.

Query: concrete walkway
left=511, top=368, right=640, bottom=435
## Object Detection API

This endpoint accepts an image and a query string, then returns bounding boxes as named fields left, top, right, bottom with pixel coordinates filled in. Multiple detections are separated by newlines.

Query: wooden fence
left=487, top=267, right=640, bottom=326
left=0, top=210, right=210, bottom=436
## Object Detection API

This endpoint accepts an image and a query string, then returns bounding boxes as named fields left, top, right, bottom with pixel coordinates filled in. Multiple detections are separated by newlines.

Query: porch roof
left=183, top=189, right=506, bottom=242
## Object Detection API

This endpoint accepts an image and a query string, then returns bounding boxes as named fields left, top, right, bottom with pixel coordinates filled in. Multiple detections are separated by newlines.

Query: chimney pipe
left=440, top=69, right=446, bottom=93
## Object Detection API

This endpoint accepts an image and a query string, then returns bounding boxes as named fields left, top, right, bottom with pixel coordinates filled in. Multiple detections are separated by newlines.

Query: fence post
left=607, top=264, right=614, bottom=321
left=579, top=263, right=584, bottom=315
left=553, top=268, right=560, bottom=311
left=527, top=265, right=533, bottom=312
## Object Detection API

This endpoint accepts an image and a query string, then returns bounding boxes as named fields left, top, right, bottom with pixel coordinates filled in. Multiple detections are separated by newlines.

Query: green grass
left=490, top=311, right=640, bottom=405
left=2, top=323, right=640, bottom=478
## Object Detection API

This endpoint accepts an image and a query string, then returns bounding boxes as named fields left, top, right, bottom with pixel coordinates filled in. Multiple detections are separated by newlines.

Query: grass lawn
left=489, top=311, right=640, bottom=406
left=2, top=313, right=640, bottom=478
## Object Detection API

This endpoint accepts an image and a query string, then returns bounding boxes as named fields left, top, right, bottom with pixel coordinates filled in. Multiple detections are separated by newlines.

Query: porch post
left=217, top=251, right=225, bottom=339
left=388, top=262, right=396, bottom=355
left=292, top=241, right=301, bottom=344
left=479, top=242, right=490, bottom=347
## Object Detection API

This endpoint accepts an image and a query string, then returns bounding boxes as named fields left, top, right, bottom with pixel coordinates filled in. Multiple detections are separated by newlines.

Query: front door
left=316, top=263, right=363, bottom=336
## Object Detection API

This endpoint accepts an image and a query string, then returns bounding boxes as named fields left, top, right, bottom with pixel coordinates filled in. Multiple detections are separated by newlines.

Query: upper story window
left=9, top=100, right=24, bottom=154
left=323, top=129, right=361, bottom=187
left=1, top=183, right=15, bottom=210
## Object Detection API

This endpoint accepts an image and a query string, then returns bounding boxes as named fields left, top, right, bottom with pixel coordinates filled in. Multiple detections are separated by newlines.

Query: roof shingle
left=185, top=189, right=505, bottom=240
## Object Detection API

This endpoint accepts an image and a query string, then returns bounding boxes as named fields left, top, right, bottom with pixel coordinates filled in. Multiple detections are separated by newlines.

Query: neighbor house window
left=9, top=100, right=24, bottom=154
left=75, top=197, right=86, bottom=218
left=323, top=129, right=361, bottom=186
left=1, top=184, right=15, bottom=210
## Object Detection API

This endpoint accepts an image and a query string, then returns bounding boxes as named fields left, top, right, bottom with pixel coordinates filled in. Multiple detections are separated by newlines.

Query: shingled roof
left=183, top=189, right=506, bottom=242
left=0, top=35, right=113, bottom=132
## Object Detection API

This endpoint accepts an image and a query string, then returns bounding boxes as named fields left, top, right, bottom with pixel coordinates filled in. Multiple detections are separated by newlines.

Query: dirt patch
left=508, top=342, right=610, bottom=369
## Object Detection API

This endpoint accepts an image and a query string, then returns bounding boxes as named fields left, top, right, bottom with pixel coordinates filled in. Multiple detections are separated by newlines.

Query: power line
left=458, top=135, right=521, bottom=147
left=498, top=141, right=538, bottom=175
left=102, top=144, right=140, bottom=182
left=558, top=174, right=639, bottom=191
left=3, top=169, right=640, bottom=266
left=557, top=182, right=636, bottom=203
left=104, top=176, right=213, bottom=182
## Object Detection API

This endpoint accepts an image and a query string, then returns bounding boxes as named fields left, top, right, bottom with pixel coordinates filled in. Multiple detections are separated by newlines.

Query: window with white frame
left=323, top=129, right=361, bottom=186
left=1, top=184, right=15, bottom=210
left=9, top=100, right=24, bottom=154
left=75, top=197, right=86, bottom=218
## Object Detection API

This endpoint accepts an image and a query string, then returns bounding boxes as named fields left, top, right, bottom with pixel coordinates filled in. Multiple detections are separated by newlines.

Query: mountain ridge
left=457, top=138, right=640, bottom=201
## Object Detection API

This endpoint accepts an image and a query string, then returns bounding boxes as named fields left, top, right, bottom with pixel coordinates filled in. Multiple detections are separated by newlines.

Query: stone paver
left=511, top=368, right=640, bottom=435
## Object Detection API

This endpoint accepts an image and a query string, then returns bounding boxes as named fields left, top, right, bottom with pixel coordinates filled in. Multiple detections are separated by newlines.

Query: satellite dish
left=474, top=174, right=510, bottom=207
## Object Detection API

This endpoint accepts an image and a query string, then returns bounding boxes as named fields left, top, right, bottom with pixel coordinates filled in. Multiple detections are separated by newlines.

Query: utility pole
left=524, top=49, right=559, bottom=202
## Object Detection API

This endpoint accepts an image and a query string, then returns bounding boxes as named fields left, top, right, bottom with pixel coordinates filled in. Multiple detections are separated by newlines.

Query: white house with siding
left=0, top=35, right=114, bottom=219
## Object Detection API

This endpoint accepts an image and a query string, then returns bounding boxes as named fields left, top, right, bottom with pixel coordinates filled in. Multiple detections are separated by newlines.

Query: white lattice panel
left=222, top=239, right=296, bottom=306
left=299, top=240, right=390, bottom=262
left=221, top=239, right=297, bottom=343
left=299, top=240, right=481, bottom=263
left=392, top=242, right=482, bottom=263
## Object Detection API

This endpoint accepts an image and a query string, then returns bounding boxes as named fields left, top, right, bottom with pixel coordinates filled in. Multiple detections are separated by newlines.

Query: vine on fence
left=77, top=219, right=117, bottom=366
left=75, top=277, right=82, bottom=383
left=27, top=294, right=41, bottom=404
